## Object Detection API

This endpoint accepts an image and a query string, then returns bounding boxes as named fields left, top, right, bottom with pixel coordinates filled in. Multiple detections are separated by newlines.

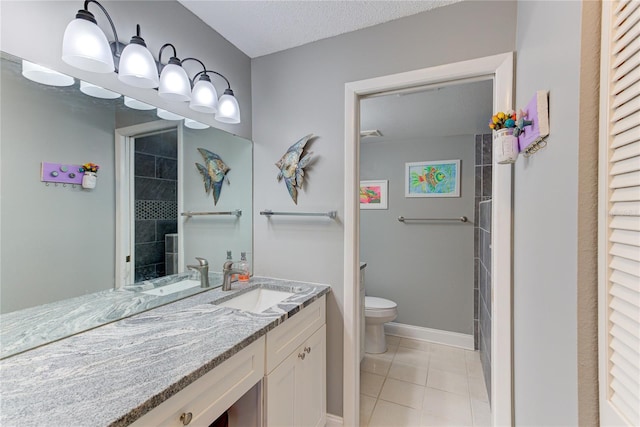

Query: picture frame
left=405, top=159, right=460, bottom=198
left=360, top=180, right=388, bottom=209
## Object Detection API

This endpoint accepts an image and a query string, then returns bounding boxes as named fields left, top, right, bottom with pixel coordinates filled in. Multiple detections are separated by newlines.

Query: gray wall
left=1, top=61, right=116, bottom=313
left=360, top=135, right=475, bottom=334
left=0, top=0, right=252, bottom=140
left=513, top=1, right=581, bottom=424
left=252, top=1, right=517, bottom=416
left=182, top=128, right=253, bottom=273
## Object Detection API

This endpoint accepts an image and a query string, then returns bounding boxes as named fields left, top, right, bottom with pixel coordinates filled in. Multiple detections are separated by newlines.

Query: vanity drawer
left=266, top=296, right=325, bottom=373
left=131, top=336, right=265, bottom=427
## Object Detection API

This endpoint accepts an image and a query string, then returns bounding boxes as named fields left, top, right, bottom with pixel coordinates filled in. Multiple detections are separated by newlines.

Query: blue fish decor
left=276, top=134, right=315, bottom=204
left=195, top=148, right=230, bottom=205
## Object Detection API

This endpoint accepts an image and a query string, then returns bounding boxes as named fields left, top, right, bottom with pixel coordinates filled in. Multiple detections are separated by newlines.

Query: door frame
left=343, top=52, right=515, bottom=426
left=115, top=120, right=184, bottom=288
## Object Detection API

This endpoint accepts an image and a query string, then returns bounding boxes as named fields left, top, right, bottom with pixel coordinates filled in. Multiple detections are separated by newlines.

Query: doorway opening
left=115, top=121, right=183, bottom=288
left=343, top=53, right=514, bottom=427
left=358, top=78, right=493, bottom=425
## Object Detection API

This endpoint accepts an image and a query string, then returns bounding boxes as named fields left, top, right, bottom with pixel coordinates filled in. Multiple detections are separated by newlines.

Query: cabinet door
left=299, top=324, right=326, bottom=427
left=265, top=348, right=299, bottom=427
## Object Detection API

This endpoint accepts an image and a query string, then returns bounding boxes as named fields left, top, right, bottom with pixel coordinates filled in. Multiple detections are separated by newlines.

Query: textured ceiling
left=360, top=79, right=493, bottom=143
left=177, top=0, right=461, bottom=58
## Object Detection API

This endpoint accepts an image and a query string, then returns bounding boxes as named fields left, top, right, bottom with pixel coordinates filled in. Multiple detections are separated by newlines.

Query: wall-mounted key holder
left=41, top=162, right=84, bottom=185
left=517, top=90, right=550, bottom=157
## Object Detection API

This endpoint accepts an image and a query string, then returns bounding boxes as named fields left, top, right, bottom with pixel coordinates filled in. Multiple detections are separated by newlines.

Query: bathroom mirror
left=0, top=52, right=253, bottom=358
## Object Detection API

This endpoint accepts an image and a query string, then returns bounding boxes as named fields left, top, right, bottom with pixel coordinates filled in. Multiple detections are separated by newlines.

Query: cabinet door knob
left=305, top=346, right=311, bottom=354
left=180, top=412, right=193, bottom=425
left=298, top=352, right=306, bottom=360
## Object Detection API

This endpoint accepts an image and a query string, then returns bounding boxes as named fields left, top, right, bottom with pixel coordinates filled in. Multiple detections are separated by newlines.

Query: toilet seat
left=365, top=296, right=397, bottom=318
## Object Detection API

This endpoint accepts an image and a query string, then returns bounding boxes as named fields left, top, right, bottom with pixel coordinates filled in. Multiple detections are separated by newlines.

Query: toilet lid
left=365, top=296, right=396, bottom=309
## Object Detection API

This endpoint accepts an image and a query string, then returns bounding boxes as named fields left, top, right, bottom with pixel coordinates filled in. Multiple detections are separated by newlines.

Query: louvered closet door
left=599, top=1, right=640, bottom=426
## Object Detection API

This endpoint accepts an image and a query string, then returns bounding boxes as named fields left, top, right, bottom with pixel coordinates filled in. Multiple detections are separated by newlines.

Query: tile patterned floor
left=360, top=335, right=490, bottom=427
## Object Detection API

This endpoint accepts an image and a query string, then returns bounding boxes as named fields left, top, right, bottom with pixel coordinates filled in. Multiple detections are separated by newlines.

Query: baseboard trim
left=326, top=413, right=343, bottom=426
left=384, top=322, right=474, bottom=350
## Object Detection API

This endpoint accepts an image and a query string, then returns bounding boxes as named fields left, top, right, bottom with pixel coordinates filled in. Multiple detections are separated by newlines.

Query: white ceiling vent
left=360, top=129, right=383, bottom=138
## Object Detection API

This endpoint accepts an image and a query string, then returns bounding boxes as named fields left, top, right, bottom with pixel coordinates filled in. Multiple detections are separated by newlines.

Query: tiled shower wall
left=474, top=134, right=492, bottom=400
left=134, top=130, right=178, bottom=282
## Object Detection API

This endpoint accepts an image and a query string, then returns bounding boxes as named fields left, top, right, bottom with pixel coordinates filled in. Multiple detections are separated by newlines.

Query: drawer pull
left=305, top=346, right=311, bottom=354
left=180, top=412, right=193, bottom=425
left=298, top=352, right=306, bottom=360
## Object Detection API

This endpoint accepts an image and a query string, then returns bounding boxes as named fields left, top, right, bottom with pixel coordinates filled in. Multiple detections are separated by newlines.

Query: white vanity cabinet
left=130, top=336, right=265, bottom=427
left=128, top=295, right=327, bottom=427
left=265, top=297, right=326, bottom=427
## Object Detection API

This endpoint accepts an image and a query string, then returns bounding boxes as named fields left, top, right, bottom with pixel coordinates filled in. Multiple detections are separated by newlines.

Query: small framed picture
left=405, top=160, right=460, bottom=198
left=360, top=180, right=388, bottom=209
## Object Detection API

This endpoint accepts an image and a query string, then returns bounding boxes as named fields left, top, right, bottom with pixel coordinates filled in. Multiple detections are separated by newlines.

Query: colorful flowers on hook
left=81, top=162, right=100, bottom=174
left=489, top=110, right=517, bottom=130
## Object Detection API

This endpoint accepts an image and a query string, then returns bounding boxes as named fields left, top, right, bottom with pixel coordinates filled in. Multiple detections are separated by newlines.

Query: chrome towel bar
left=181, top=210, right=242, bottom=218
left=398, top=216, right=468, bottom=223
left=260, top=210, right=337, bottom=219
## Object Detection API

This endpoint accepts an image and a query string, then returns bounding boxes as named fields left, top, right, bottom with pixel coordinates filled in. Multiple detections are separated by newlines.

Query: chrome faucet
left=222, top=260, right=245, bottom=291
left=187, top=257, right=210, bottom=288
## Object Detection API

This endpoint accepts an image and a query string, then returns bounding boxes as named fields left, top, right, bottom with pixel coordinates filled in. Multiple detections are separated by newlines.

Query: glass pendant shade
left=118, top=42, right=159, bottom=89
left=158, top=61, right=191, bottom=102
left=22, top=61, right=75, bottom=86
left=184, top=118, right=209, bottom=129
left=215, top=89, right=241, bottom=124
left=62, top=16, right=114, bottom=73
left=80, top=81, right=121, bottom=99
left=189, top=76, right=218, bottom=113
left=124, top=96, right=155, bottom=110
left=156, top=109, right=184, bottom=121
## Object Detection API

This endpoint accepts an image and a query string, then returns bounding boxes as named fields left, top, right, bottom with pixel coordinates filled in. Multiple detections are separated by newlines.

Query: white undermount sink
left=142, top=279, right=202, bottom=296
left=216, top=288, right=294, bottom=313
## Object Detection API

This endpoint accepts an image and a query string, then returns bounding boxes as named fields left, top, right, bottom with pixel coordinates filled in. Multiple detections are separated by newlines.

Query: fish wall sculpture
left=195, top=148, right=230, bottom=205
left=275, top=134, right=315, bottom=204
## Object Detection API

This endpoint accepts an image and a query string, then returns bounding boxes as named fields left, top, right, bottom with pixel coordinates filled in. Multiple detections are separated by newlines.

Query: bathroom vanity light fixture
left=117, top=25, right=159, bottom=89
left=62, top=0, right=241, bottom=124
left=62, top=0, right=120, bottom=73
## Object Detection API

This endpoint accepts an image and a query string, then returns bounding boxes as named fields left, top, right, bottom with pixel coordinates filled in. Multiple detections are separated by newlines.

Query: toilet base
left=365, top=323, right=387, bottom=354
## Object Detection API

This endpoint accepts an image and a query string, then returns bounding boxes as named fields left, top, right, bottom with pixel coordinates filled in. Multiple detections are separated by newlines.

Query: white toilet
left=364, top=296, right=398, bottom=354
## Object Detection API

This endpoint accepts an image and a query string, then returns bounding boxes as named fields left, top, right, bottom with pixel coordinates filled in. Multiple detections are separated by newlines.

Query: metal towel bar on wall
left=398, top=216, right=468, bottom=223
left=181, top=210, right=242, bottom=218
left=260, top=210, right=337, bottom=219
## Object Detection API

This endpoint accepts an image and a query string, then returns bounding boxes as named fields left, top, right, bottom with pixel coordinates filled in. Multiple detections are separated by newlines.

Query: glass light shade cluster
left=158, top=61, right=191, bottom=102
left=215, top=89, right=241, bottom=124
left=118, top=41, right=159, bottom=89
left=62, top=17, right=114, bottom=73
left=61, top=1, right=241, bottom=124
left=189, top=76, right=219, bottom=114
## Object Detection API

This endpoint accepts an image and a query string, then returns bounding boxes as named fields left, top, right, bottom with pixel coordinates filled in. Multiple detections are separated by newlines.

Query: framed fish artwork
left=405, top=160, right=460, bottom=198
left=360, top=180, right=388, bottom=209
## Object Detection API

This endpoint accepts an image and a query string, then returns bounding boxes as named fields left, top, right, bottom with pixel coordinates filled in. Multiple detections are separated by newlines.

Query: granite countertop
left=0, top=277, right=330, bottom=427
left=0, top=272, right=226, bottom=359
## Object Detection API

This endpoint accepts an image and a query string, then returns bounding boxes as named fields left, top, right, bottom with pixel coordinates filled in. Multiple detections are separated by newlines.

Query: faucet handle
left=195, top=257, right=208, bottom=266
